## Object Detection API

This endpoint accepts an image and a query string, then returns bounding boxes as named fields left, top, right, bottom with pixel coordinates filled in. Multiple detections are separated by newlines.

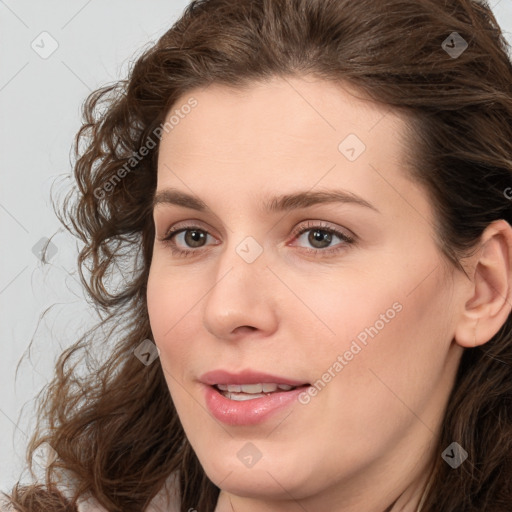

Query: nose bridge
left=202, top=233, right=277, bottom=337
left=216, top=233, right=268, bottom=290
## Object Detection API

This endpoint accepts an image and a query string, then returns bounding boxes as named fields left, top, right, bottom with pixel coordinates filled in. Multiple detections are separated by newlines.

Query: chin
left=209, top=467, right=300, bottom=500
left=196, top=448, right=315, bottom=500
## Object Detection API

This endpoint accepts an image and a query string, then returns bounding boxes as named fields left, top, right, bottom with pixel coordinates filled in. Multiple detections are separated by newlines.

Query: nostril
left=235, top=325, right=257, bottom=333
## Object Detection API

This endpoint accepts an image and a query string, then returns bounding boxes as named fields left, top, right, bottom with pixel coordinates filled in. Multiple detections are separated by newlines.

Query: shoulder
left=77, top=493, right=180, bottom=512
left=77, top=473, right=181, bottom=512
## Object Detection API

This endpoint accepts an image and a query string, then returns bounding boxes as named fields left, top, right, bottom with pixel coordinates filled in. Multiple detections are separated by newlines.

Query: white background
left=1, top=0, right=511, bottom=492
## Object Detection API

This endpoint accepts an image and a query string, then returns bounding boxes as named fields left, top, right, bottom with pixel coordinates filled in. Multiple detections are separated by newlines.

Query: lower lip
left=203, top=385, right=307, bottom=426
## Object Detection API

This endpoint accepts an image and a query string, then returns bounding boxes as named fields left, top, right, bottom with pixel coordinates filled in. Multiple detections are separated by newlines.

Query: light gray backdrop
left=1, top=0, right=511, bottom=492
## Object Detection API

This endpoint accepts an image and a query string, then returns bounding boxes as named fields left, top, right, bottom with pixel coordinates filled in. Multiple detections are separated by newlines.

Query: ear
left=454, top=219, right=512, bottom=348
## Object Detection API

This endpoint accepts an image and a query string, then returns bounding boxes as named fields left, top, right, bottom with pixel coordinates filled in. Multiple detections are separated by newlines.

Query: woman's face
left=147, top=77, right=466, bottom=509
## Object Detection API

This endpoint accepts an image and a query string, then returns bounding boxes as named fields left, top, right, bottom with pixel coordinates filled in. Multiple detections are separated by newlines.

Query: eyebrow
left=152, top=188, right=379, bottom=214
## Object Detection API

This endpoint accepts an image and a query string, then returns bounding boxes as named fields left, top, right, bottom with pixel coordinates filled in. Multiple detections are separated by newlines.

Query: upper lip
left=200, top=369, right=309, bottom=387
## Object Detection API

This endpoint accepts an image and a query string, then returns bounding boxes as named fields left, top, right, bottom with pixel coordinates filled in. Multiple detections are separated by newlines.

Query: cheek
left=318, top=265, right=455, bottom=440
left=289, top=271, right=404, bottom=361
left=146, top=264, right=183, bottom=377
left=147, top=261, right=194, bottom=341
left=146, top=265, right=170, bottom=341
left=302, top=249, right=453, bottom=398
left=146, top=261, right=207, bottom=388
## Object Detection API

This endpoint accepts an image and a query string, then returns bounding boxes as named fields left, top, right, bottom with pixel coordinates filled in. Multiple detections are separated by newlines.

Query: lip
left=200, top=369, right=307, bottom=387
left=200, top=370, right=309, bottom=426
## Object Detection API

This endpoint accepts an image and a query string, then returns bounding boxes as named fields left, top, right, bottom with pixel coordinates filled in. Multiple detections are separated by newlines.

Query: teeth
left=224, top=392, right=266, bottom=401
left=216, top=382, right=297, bottom=399
left=240, top=383, right=263, bottom=393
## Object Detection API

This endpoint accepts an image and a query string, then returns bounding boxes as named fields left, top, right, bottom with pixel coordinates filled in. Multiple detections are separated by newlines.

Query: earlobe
left=454, top=219, right=512, bottom=349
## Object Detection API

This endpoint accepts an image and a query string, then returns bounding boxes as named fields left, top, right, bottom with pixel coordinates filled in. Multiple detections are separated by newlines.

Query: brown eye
left=160, top=226, right=218, bottom=257
left=289, top=221, right=356, bottom=257
left=307, top=229, right=333, bottom=249
left=182, top=229, right=208, bottom=248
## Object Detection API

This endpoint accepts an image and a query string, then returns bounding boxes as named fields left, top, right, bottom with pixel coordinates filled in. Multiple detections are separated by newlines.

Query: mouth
left=214, top=382, right=299, bottom=401
left=200, top=370, right=311, bottom=425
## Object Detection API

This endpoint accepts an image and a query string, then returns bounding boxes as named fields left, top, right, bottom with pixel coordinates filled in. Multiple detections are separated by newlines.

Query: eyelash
left=159, top=221, right=355, bottom=258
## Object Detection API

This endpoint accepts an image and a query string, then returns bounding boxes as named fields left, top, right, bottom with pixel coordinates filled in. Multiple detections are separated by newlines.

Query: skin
left=146, top=76, right=512, bottom=512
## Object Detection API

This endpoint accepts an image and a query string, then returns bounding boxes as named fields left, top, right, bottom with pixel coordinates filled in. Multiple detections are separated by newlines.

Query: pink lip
left=200, top=369, right=307, bottom=387
left=200, top=370, right=309, bottom=426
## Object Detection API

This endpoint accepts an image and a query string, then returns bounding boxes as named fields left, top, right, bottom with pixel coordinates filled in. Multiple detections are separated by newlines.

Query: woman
left=3, top=0, right=512, bottom=510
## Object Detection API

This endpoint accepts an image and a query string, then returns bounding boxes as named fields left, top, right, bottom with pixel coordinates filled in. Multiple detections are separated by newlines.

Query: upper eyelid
left=160, top=219, right=217, bottom=239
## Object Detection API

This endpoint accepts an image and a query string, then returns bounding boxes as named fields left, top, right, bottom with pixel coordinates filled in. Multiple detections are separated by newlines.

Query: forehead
left=158, top=76, right=399, bottom=164
left=158, top=77, right=405, bottom=175
left=155, top=76, right=430, bottom=227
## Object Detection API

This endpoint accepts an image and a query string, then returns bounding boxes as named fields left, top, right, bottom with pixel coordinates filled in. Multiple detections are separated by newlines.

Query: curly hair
left=3, top=0, right=512, bottom=510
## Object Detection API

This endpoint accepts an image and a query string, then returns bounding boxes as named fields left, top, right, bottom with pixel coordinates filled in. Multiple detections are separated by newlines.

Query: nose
left=202, top=238, right=278, bottom=341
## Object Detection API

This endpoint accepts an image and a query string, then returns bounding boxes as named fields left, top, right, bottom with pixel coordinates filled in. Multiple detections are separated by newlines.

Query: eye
left=289, top=221, right=355, bottom=255
left=159, top=226, right=218, bottom=257
left=157, top=220, right=355, bottom=258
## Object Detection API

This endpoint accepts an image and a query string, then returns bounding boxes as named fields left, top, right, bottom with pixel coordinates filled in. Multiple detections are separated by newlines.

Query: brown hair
left=3, top=0, right=512, bottom=510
